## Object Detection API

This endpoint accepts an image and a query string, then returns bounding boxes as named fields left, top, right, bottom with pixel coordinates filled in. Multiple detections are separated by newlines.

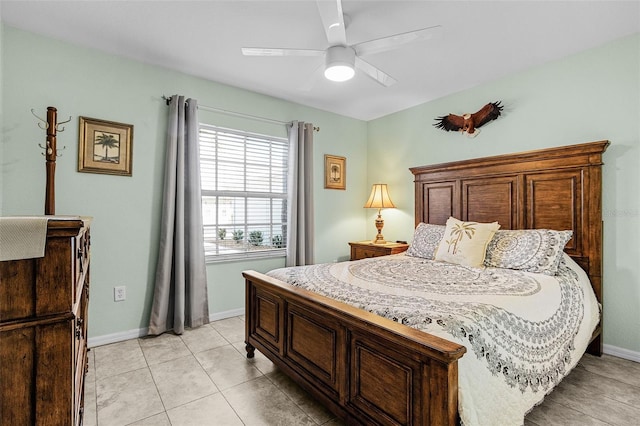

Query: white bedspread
left=267, top=253, right=599, bottom=426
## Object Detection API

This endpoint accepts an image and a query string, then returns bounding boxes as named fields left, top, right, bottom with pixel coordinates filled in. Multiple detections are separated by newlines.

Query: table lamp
left=363, top=184, right=396, bottom=244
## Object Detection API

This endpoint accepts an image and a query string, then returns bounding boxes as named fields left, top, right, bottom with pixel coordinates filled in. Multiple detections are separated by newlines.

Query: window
left=200, top=124, right=289, bottom=261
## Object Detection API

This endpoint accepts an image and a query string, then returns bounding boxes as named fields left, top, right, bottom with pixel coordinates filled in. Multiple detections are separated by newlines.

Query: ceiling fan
left=241, top=0, right=441, bottom=87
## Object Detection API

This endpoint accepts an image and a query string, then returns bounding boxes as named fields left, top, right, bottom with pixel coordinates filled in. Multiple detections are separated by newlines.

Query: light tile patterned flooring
left=84, top=316, right=640, bottom=425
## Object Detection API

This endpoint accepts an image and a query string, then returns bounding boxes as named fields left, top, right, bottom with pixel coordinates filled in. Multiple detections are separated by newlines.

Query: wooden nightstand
left=349, top=241, right=409, bottom=261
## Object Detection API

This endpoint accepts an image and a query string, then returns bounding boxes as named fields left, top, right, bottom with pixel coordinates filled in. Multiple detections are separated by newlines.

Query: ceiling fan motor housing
left=325, top=46, right=356, bottom=81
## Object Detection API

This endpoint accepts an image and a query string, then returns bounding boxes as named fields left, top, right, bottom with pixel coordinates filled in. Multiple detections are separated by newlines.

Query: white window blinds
left=200, top=124, right=289, bottom=261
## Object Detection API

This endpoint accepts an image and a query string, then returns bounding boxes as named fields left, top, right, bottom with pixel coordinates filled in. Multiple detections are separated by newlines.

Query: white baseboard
left=603, top=344, right=640, bottom=363
left=88, top=327, right=148, bottom=348
left=209, top=307, right=244, bottom=321
left=87, top=308, right=245, bottom=348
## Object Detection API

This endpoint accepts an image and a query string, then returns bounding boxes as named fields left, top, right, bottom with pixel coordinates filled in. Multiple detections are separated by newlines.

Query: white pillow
left=434, top=217, right=500, bottom=268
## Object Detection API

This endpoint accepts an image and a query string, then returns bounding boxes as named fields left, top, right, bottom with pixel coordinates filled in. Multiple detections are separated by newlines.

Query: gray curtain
left=286, top=121, right=314, bottom=266
left=149, top=95, right=209, bottom=335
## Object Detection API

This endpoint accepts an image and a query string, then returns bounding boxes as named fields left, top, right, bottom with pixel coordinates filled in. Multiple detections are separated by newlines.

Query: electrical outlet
left=114, top=286, right=126, bottom=302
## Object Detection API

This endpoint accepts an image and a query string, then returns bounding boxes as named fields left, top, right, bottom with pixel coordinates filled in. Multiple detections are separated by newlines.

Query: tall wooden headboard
left=410, top=140, right=609, bottom=354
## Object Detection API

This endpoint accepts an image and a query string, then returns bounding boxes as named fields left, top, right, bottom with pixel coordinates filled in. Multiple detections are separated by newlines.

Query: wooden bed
left=243, top=140, right=609, bottom=426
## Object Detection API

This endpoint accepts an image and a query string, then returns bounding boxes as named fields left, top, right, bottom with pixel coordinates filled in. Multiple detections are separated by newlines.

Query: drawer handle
left=77, top=247, right=85, bottom=273
left=75, top=319, right=84, bottom=339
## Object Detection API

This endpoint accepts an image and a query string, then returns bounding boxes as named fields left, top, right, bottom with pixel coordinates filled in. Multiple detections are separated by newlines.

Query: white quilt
left=267, top=253, right=599, bottom=426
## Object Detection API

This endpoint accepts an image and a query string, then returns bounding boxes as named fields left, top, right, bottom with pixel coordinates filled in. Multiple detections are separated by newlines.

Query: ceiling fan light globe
left=324, top=64, right=355, bottom=82
left=324, top=45, right=356, bottom=82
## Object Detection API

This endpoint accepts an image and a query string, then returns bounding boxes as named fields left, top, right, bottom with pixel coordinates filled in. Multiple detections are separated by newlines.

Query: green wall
left=367, top=33, right=640, bottom=355
left=0, top=26, right=368, bottom=340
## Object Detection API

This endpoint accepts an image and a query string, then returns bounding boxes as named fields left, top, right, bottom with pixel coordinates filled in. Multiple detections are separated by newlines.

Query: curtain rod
left=162, top=96, right=319, bottom=131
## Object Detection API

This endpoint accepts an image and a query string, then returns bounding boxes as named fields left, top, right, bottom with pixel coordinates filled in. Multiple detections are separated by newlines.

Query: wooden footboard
left=243, top=270, right=466, bottom=426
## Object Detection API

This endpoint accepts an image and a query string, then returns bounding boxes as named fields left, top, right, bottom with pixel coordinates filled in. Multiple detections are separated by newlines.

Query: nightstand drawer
left=349, top=241, right=409, bottom=261
left=358, top=247, right=383, bottom=259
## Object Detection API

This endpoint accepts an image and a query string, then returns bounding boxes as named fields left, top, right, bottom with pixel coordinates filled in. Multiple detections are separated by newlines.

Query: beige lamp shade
left=364, top=184, right=396, bottom=244
left=363, top=184, right=396, bottom=209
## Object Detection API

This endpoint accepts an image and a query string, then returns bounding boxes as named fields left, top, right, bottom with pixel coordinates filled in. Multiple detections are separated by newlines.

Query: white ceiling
left=1, top=1, right=639, bottom=121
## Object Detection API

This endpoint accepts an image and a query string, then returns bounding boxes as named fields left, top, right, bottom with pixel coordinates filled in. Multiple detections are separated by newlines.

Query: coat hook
left=31, top=108, right=49, bottom=130
left=38, top=142, right=53, bottom=155
left=56, top=116, right=73, bottom=132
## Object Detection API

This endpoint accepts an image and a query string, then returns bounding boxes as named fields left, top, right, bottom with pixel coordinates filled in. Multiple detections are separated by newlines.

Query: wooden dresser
left=349, top=240, right=409, bottom=260
left=0, top=218, right=90, bottom=425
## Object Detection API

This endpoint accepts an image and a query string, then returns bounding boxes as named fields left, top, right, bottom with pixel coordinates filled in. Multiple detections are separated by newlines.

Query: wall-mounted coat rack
left=32, top=107, right=71, bottom=215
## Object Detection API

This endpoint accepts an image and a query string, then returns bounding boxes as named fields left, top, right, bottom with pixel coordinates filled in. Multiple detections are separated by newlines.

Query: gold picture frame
left=78, top=116, right=133, bottom=176
left=324, top=154, right=346, bottom=190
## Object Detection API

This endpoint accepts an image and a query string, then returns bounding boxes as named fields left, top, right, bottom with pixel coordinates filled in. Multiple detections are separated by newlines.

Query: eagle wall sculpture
left=434, top=101, right=503, bottom=137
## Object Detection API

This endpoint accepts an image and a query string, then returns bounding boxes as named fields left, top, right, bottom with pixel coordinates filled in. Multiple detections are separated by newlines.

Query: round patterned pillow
left=484, top=229, right=573, bottom=275
left=406, top=223, right=445, bottom=259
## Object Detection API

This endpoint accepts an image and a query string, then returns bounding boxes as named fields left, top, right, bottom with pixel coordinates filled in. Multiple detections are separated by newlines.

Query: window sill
left=205, top=249, right=286, bottom=264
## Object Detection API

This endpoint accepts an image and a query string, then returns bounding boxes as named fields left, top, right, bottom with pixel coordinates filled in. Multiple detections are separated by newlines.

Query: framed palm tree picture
left=324, top=154, right=346, bottom=190
left=78, top=117, right=133, bottom=176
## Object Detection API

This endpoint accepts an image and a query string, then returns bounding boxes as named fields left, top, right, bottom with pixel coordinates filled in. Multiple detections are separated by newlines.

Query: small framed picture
left=324, top=154, right=346, bottom=190
left=78, top=117, right=133, bottom=176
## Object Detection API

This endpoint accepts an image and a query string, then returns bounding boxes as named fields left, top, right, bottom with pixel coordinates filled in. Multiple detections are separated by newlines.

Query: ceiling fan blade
left=353, top=25, right=442, bottom=57
left=316, top=0, right=347, bottom=46
left=298, top=62, right=325, bottom=92
left=242, top=47, right=325, bottom=57
left=355, top=57, right=397, bottom=87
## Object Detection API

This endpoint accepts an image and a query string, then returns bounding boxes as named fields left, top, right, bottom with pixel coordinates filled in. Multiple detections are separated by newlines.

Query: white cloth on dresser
left=0, top=217, right=49, bottom=261
left=0, top=216, right=81, bottom=261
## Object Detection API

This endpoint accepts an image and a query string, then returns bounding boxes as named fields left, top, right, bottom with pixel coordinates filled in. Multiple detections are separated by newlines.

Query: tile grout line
left=546, top=399, right=617, bottom=426
left=214, top=324, right=266, bottom=425
left=576, top=359, right=640, bottom=416
left=218, top=387, right=249, bottom=425
left=153, top=328, right=225, bottom=422
left=185, top=325, right=253, bottom=424
left=131, top=338, right=167, bottom=425
left=207, top=317, right=322, bottom=424
left=545, top=362, right=636, bottom=425
left=140, top=353, right=169, bottom=423
left=585, top=368, right=640, bottom=392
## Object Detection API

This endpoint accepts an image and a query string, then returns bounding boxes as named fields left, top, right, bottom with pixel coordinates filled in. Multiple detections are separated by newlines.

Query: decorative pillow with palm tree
left=434, top=217, right=500, bottom=268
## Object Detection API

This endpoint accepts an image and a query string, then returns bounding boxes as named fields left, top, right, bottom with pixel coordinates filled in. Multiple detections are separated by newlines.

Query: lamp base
left=372, top=211, right=387, bottom=244
left=372, top=235, right=387, bottom=245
